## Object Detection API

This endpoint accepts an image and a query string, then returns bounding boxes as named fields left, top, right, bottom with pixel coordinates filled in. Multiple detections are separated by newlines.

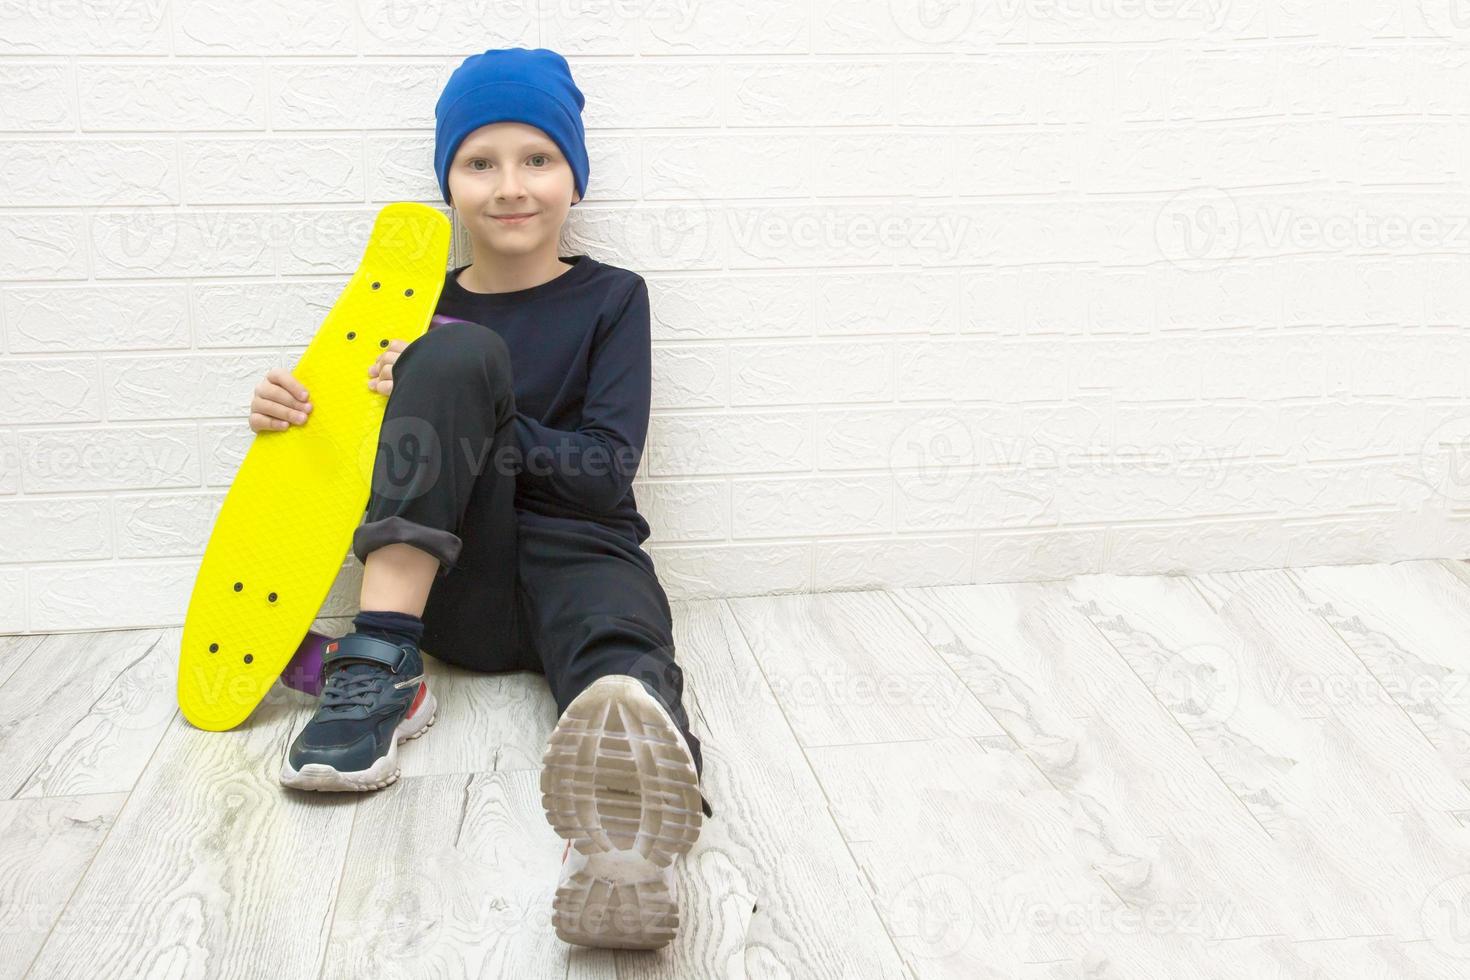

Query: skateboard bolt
left=347, top=331, right=356, bottom=339
left=209, top=643, right=218, bottom=653
left=244, top=654, right=253, bottom=664
left=371, top=281, right=380, bottom=289
left=233, top=582, right=242, bottom=591
left=268, top=592, right=277, bottom=602
left=404, top=288, right=414, bottom=296
left=380, top=339, right=389, bottom=348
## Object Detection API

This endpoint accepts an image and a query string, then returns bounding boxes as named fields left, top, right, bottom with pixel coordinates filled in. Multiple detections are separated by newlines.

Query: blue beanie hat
left=433, top=47, right=589, bottom=209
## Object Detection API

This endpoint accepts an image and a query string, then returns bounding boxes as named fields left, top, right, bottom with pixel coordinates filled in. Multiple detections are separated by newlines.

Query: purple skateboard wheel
left=280, top=629, right=332, bottom=697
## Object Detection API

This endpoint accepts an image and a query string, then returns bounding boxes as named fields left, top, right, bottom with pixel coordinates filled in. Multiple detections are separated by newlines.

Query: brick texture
left=2, top=4, right=1469, bottom=632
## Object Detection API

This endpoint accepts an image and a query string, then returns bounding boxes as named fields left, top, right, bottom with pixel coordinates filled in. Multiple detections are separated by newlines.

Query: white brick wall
left=3, top=2, right=1470, bottom=634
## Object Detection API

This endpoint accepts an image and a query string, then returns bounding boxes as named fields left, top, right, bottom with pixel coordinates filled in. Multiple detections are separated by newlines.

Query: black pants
left=348, top=319, right=708, bottom=812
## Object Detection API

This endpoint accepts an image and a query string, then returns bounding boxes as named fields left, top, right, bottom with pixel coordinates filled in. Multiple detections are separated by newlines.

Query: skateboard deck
left=178, top=202, right=451, bottom=731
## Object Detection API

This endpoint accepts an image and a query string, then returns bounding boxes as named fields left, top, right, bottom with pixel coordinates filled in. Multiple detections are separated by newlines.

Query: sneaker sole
left=279, top=682, right=437, bottom=792
left=555, top=848, right=678, bottom=950
left=540, top=674, right=703, bottom=949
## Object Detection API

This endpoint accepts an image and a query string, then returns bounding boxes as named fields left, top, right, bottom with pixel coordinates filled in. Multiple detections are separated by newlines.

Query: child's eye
left=469, top=159, right=490, bottom=171
left=529, top=153, right=549, bottom=166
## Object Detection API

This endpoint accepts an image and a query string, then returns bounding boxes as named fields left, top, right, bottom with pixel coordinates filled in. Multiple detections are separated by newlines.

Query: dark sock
left=351, top=609, right=425, bottom=651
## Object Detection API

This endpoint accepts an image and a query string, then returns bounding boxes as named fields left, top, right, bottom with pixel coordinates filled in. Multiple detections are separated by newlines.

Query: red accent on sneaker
left=326, top=641, right=338, bottom=655
left=405, top=681, right=428, bottom=718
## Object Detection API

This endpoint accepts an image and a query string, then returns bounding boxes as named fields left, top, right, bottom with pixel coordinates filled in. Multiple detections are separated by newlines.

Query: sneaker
left=553, top=837, right=679, bottom=949
left=540, top=674, right=705, bottom=949
left=280, top=632, right=436, bottom=792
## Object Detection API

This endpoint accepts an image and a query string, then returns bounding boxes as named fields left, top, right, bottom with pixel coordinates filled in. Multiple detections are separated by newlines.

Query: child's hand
left=369, top=339, right=409, bottom=396
left=249, top=367, right=312, bottom=432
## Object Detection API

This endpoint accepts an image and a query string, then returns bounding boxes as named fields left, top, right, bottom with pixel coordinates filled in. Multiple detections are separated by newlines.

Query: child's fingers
left=266, top=367, right=310, bottom=403
left=252, top=396, right=309, bottom=427
left=250, top=411, right=290, bottom=431
left=256, top=378, right=311, bottom=415
left=252, top=369, right=311, bottom=431
left=368, top=350, right=400, bottom=377
left=368, top=361, right=394, bottom=394
left=367, top=341, right=406, bottom=393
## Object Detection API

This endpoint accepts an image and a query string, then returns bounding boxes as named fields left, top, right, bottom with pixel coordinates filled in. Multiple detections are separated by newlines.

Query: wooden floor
left=6, top=559, right=1470, bottom=978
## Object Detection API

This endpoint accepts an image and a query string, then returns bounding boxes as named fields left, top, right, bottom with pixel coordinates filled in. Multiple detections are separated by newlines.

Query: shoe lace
left=319, top=662, right=389, bottom=711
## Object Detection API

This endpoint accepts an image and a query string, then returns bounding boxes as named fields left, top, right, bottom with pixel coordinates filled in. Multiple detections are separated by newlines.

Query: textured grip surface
left=178, top=203, right=451, bottom=731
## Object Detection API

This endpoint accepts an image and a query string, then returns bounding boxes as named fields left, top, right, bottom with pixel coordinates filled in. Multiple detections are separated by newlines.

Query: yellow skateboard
left=178, top=202, right=451, bottom=731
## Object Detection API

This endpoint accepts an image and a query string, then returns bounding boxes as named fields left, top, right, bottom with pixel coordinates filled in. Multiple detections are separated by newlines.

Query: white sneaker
left=540, top=674, right=705, bottom=949
left=552, top=837, right=680, bottom=949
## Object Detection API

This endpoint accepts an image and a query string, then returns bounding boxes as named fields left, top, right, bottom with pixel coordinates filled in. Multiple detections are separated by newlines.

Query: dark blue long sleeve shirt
left=429, top=254, right=654, bottom=545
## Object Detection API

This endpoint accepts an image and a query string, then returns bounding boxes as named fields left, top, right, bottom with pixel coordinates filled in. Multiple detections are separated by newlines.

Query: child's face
left=447, top=121, right=580, bottom=256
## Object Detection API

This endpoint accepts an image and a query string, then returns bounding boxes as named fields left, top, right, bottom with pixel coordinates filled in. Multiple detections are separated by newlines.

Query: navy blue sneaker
left=280, top=632, right=436, bottom=792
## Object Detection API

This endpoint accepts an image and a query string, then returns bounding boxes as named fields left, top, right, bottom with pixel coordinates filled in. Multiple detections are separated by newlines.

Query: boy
left=250, top=47, right=711, bottom=950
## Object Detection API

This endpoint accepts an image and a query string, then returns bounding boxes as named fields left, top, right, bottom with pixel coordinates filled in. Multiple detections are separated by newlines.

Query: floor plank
left=7, top=559, right=1470, bottom=977
left=0, top=634, right=45, bottom=689
left=812, top=735, right=1120, bottom=975
left=673, top=598, right=911, bottom=980
left=0, top=793, right=128, bottom=980
left=1290, top=561, right=1470, bottom=787
left=1071, top=567, right=1470, bottom=942
left=725, top=591, right=1003, bottom=747
left=890, top=580, right=1292, bottom=942
left=22, top=690, right=341, bottom=977
left=320, top=770, right=567, bottom=980
left=1, top=629, right=175, bottom=800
